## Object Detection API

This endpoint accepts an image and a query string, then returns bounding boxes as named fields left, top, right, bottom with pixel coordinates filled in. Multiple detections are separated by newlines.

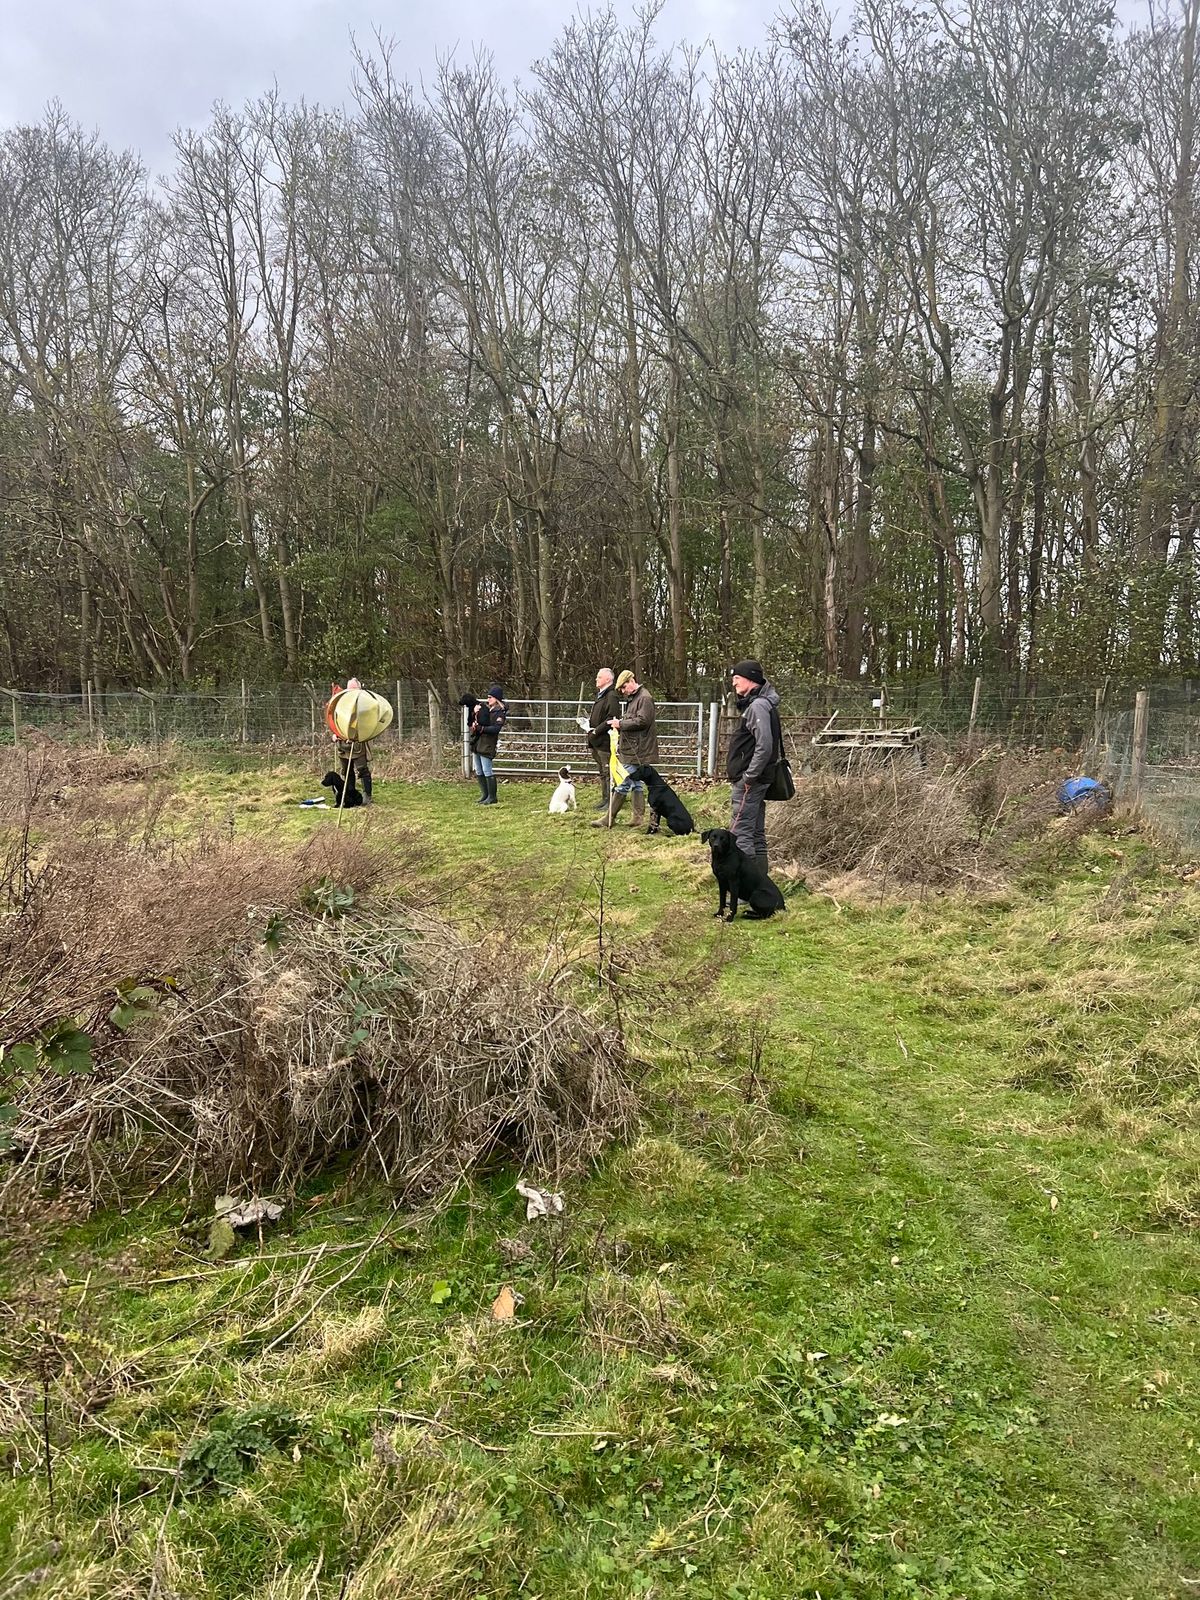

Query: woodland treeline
left=1, top=0, right=1198, bottom=695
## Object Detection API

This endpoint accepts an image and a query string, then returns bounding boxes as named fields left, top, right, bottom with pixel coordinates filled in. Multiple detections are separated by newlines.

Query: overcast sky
left=1, top=0, right=774, bottom=179
left=2, top=0, right=1158, bottom=182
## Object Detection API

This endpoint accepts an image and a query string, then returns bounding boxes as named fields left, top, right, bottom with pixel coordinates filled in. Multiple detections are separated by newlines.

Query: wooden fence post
left=9, top=691, right=18, bottom=749
left=967, top=675, right=983, bottom=746
left=240, top=679, right=248, bottom=744
left=1130, top=688, right=1150, bottom=804
left=427, top=685, right=444, bottom=764
left=395, top=679, right=403, bottom=742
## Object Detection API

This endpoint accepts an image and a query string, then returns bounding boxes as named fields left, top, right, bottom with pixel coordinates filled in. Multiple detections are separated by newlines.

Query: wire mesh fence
left=5, top=674, right=1200, bottom=852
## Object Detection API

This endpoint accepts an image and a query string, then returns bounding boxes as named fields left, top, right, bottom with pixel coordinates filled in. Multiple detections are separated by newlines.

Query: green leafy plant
left=180, top=1405, right=302, bottom=1494
left=4, top=1020, right=95, bottom=1079
left=109, top=980, right=159, bottom=1033
left=302, top=876, right=356, bottom=919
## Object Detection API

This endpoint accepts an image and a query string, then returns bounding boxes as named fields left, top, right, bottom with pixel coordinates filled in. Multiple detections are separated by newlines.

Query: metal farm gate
left=462, top=698, right=718, bottom=779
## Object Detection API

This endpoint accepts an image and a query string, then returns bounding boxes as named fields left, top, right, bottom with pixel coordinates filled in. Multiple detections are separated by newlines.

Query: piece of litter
left=215, top=1196, right=284, bottom=1229
left=491, top=1285, right=523, bottom=1321
left=516, top=1179, right=565, bottom=1221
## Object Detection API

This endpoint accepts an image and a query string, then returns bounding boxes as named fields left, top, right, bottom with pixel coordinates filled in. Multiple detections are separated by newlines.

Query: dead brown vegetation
left=768, top=750, right=1102, bottom=892
left=0, top=742, right=637, bottom=1212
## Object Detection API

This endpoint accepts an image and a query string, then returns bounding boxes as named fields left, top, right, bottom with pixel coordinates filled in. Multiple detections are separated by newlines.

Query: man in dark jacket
left=592, top=669, right=658, bottom=828
left=727, top=660, right=780, bottom=873
left=469, top=685, right=508, bottom=805
left=586, top=666, right=620, bottom=811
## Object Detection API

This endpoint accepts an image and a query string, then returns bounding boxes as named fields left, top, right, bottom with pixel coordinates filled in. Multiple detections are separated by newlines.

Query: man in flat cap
left=592, top=668, right=657, bottom=827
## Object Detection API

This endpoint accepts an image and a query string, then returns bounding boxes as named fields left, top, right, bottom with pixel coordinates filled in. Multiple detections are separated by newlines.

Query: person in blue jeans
left=469, top=686, right=508, bottom=804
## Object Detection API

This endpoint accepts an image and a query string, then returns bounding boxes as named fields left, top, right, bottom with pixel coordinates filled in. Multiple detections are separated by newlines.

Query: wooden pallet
left=809, top=717, right=923, bottom=768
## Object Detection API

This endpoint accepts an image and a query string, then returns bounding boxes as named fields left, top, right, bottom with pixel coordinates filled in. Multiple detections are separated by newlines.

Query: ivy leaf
left=429, top=1279, right=453, bottom=1306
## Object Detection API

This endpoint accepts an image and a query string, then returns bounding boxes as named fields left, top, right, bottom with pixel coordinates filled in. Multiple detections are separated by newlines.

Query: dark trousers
left=590, top=744, right=610, bottom=801
left=731, top=779, right=768, bottom=857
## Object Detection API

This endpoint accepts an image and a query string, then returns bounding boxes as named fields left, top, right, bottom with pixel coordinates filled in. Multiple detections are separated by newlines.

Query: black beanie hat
left=487, top=684, right=505, bottom=701
left=730, top=659, right=766, bottom=685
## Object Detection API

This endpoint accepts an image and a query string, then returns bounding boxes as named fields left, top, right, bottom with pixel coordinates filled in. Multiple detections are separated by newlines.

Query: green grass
left=3, top=761, right=1200, bottom=1598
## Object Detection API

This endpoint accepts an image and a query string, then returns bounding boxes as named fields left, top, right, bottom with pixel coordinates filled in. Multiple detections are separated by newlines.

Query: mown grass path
left=2, top=765, right=1197, bottom=1599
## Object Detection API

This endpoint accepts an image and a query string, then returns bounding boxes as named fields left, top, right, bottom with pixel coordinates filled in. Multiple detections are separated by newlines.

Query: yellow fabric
left=608, top=726, right=629, bottom=787
left=329, top=688, right=394, bottom=742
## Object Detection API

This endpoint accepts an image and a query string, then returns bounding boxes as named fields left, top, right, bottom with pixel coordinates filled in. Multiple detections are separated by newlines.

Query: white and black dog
left=548, top=766, right=577, bottom=813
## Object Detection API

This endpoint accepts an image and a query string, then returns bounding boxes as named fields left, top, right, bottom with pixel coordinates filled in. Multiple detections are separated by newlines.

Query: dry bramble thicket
left=0, top=740, right=637, bottom=1214
left=767, top=749, right=1110, bottom=894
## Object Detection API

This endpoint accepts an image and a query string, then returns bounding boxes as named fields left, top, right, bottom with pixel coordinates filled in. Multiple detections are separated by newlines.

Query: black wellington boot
left=362, top=772, right=374, bottom=806
left=485, top=775, right=499, bottom=805
left=475, top=772, right=490, bottom=803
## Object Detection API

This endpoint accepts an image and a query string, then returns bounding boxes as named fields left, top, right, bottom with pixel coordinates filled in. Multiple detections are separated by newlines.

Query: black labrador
left=322, top=769, right=363, bottom=808
left=701, top=828, right=785, bottom=921
left=625, top=764, right=695, bottom=835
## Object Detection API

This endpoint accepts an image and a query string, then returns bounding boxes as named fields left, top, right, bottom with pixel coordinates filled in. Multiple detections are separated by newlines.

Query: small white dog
left=548, top=765, right=577, bottom=814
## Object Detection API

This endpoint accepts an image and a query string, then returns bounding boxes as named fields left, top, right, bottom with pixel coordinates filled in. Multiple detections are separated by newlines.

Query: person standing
left=586, top=667, right=620, bottom=811
left=727, top=660, right=781, bottom=873
left=469, top=685, right=508, bottom=805
left=593, top=669, right=657, bottom=828
left=329, top=676, right=374, bottom=805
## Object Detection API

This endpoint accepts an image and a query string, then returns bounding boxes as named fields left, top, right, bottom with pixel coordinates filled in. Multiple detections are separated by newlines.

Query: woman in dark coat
left=469, top=685, right=508, bottom=805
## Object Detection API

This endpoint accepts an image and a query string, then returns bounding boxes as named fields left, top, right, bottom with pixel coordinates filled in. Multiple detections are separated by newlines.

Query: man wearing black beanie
left=726, top=659, right=781, bottom=874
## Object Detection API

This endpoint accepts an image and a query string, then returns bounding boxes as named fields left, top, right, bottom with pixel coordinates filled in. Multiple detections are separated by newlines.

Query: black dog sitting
left=322, top=769, right=363, bottom=808
left=625, top=764, right=695, bottom=835
left=701, top=828, right=785, bottom=920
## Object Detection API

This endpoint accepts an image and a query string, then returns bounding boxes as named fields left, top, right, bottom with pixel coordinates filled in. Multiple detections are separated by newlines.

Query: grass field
left=2, top=757, right=1199, bottom=1599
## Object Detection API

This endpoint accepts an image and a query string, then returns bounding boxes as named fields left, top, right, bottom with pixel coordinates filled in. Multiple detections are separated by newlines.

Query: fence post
left=8, top=690, right=18, bottom=749
left=240, top=679, right=248, bottom=744
left=967, top=675, right=983, bottom=746
left=427, top=685, right=443, bottom=765
left=461, top=702, right=471, bottom=777
left=1130, top=688, right=1150, bottom=804
left=85, top=680, right=94, bottom=733
left=706, top=700, right=719, bottom=778
left=395, top=679, right=403, bottom=742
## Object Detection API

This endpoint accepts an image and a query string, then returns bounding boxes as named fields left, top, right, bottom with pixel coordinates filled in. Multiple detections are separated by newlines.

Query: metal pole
left=462, top=703, right=471, bottom=778
left=544, top=700, right=550, bottom=769
left=706, top=700, right=719, bottom=778
left=695, top=702, right=704, bottom=777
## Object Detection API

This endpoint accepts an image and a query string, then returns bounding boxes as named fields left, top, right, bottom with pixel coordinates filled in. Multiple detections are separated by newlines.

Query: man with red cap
left=726, top=660, right=782, bottom=874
